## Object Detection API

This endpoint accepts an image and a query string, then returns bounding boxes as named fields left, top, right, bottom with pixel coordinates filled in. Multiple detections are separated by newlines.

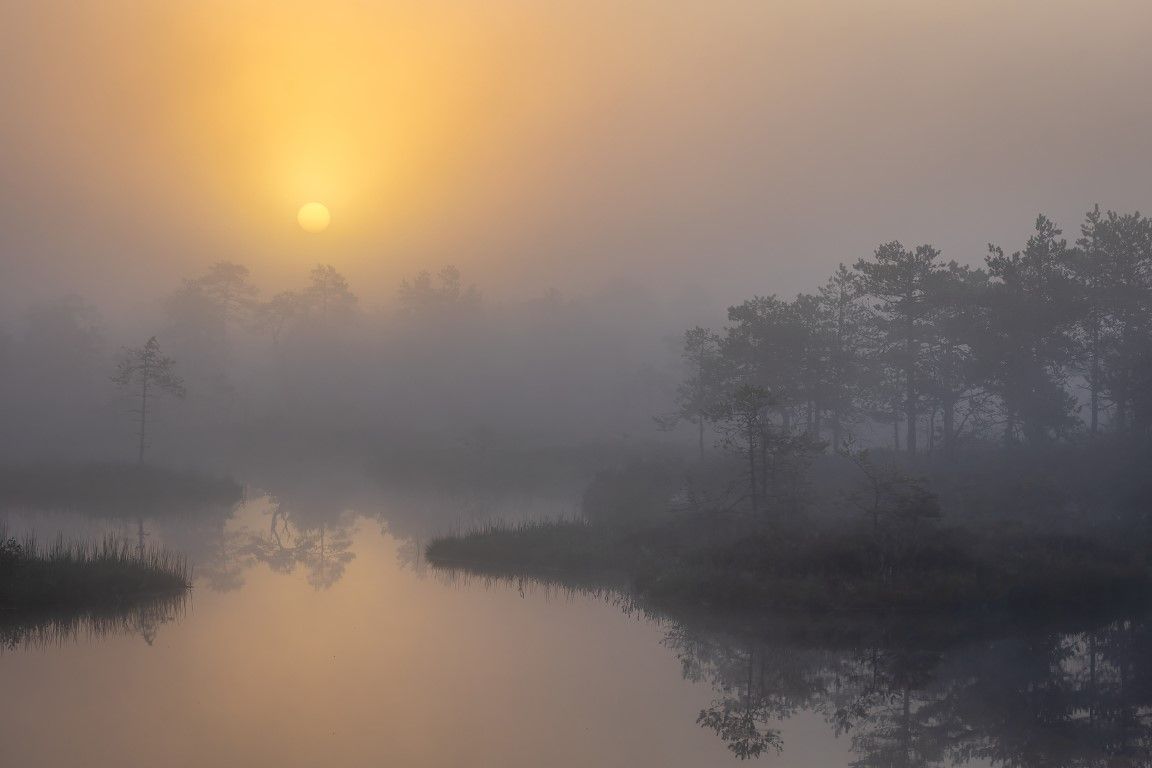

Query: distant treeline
left=674, top=207, right=1152, bottom=458
left=3, top=205, right=1151, bottom=467
left=0, top=261, right=672, bottom=462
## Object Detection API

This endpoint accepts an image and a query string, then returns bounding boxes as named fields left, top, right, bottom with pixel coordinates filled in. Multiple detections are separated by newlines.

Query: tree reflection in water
left=195, top=520, right=250, bottom=593
left=209, top=496, right=357, bottom=590
left=28, top=480, right=1152, bottom=767
left=667, top=610, right=1152, bottom=766
left=433, top=563, right=1152, bottom=766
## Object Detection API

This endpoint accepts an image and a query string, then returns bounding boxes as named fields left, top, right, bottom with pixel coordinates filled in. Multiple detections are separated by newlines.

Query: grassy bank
left=426, top=514, right=1151, bottom=614
left=426, top=520, right=627, bottom=579
left=0, top=533, right=190, bottom=610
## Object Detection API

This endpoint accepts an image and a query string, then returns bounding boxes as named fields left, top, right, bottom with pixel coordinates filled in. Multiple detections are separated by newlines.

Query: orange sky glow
left=2, top=1, right=1151, bottom=309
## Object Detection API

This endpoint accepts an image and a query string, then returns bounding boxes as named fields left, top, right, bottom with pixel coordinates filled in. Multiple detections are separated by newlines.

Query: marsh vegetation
left=8, top=2, right=1152, bottom=764
left=0, top=531, right=189, bottom=610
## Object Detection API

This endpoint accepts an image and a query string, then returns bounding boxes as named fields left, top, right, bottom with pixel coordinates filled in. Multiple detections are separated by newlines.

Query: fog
left=5, top=4, right=1152, bottom=766
left=3, top=1, right=1152, bottom=314
left=4, top=0, right=1152, bottom=462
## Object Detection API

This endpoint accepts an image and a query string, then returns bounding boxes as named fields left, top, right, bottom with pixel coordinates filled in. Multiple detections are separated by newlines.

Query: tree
left=164, top=262, right=258, bottom=376
left=1072, top=208, right=1152, bottom=435
left=696, top=648, right=785, bottom=760
left=396, top=264, right=481, bottom=324
left=303, top=522, right=356, bottom=590
left=164, top=281, right=227, bottom=385
left=723, top=295, right=807, bottom=430
left=790, top=293, right=831, bottom=438
left=817, top=264, right=869, bottom=449
left=1071, top=208, right=1111, bottom=435
left=922, top=262, right=988, bottom=458
left=194, top=261, right=259, bottom=326
left=675, top=326, right=723, bottom=459
left=257, top=290, right=307, bottom=343
left=112, top=337, right=186, bottom=463
left=981, top=216, right=1078, bottom=445
left=854, top=242, right=944, bottom=455
left=763, top=429, right=826, bottom=517
left=848, top=448, right=940, bottom=578
left=711, top=383, right=773, bottom=514
left=257, top=264, right=357, bottom=342
left=398, top=264, right=479, bottom=313
left=303, top=264, right=358, bottom=326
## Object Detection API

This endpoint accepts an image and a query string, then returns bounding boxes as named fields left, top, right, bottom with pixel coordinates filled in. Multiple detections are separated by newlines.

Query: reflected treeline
left=430, top=560, right=1152, bottom=766
left=668, top=610, right=1152, bottom=765
left=194, top=493, right=357, bottom=592
left=2, top=464, right=369, bottom=593
left=0, top=594, right=187, bottom=653
left=177, top=479, right=582, bottom=591
left=2, top=455, right=588, bottom=594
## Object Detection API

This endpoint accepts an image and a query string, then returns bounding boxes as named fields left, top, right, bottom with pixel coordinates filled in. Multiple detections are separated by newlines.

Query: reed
left=425, top=513, right=1152, bottom=615
left=0, top=528, right=190, bottom=609
left=426, top=518, right=626, bottom=577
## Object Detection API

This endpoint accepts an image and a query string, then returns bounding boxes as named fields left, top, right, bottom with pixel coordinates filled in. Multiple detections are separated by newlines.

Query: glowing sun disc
left=297, top=202, right=331, bottom=233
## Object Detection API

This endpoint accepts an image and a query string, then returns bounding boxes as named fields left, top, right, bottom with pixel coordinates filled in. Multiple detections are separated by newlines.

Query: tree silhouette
left=1073, top=208, right=1152, bottom=435
left=194, top=261, right=259, bottom=326
left=818, top=264, right=869, bottom=449
left=257, top=264, right=357, bottom=342
left=981, top=216, right=1078, bottom=445
left=666, top=609, right=1152, bottom=767
left=854, top=241, right=943, bottom=455
left=675, top=327, right=723, bottom=459
left=710, top=383, right=773, bottom=514
left=303, top=264, right=358, bottom=326
left=112, top=336, right=186, bottom=463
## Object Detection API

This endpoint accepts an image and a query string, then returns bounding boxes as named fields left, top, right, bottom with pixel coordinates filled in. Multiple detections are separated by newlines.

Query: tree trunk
left=748, top=432, right=758, bottom=515
left=1090, top=316, right=1100, bottom=435
left=905, top=327, right=918, bottom=454
left=137, top=369, right=150, bottom=465
left=759, top=430, right=768, bottom=503
left=942, top=396, right=956, bottom=459
left=318, top=526, right=327, bottom=584
left=905, top=388, right=917, bottom=456
left=697, top=414, right=705, bottom=460
left=900, top=686, right=911, bottom=764
left=1089, top=633, right=1098, bottom=725
left=927, top=408, right=936, bottom=455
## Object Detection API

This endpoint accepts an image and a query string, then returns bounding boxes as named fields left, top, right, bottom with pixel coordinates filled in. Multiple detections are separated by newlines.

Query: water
left=2, top=485, right=1150, bottom=767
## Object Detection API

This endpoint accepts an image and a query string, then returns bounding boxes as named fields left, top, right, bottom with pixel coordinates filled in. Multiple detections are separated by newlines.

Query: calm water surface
left=1, top=485, right=1148, bottom=767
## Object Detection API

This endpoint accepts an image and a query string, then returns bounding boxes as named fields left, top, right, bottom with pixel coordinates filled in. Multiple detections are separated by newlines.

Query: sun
left=297, top=202, right=331, bottom=233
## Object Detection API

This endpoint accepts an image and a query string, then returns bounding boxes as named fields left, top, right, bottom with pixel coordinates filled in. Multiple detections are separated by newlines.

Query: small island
left=0, top=533, right=189, bottom=611
left=0, top=462, right=239, bottom=614
left=429, top=443, right=1152, bottom=616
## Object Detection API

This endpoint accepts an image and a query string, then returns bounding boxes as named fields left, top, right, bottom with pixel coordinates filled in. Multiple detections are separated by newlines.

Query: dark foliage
left=0, top=532, right=189, bottom=610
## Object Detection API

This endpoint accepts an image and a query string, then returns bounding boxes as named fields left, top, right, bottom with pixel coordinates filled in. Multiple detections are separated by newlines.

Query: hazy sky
left=2, top=0, right=1151, bottom=315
